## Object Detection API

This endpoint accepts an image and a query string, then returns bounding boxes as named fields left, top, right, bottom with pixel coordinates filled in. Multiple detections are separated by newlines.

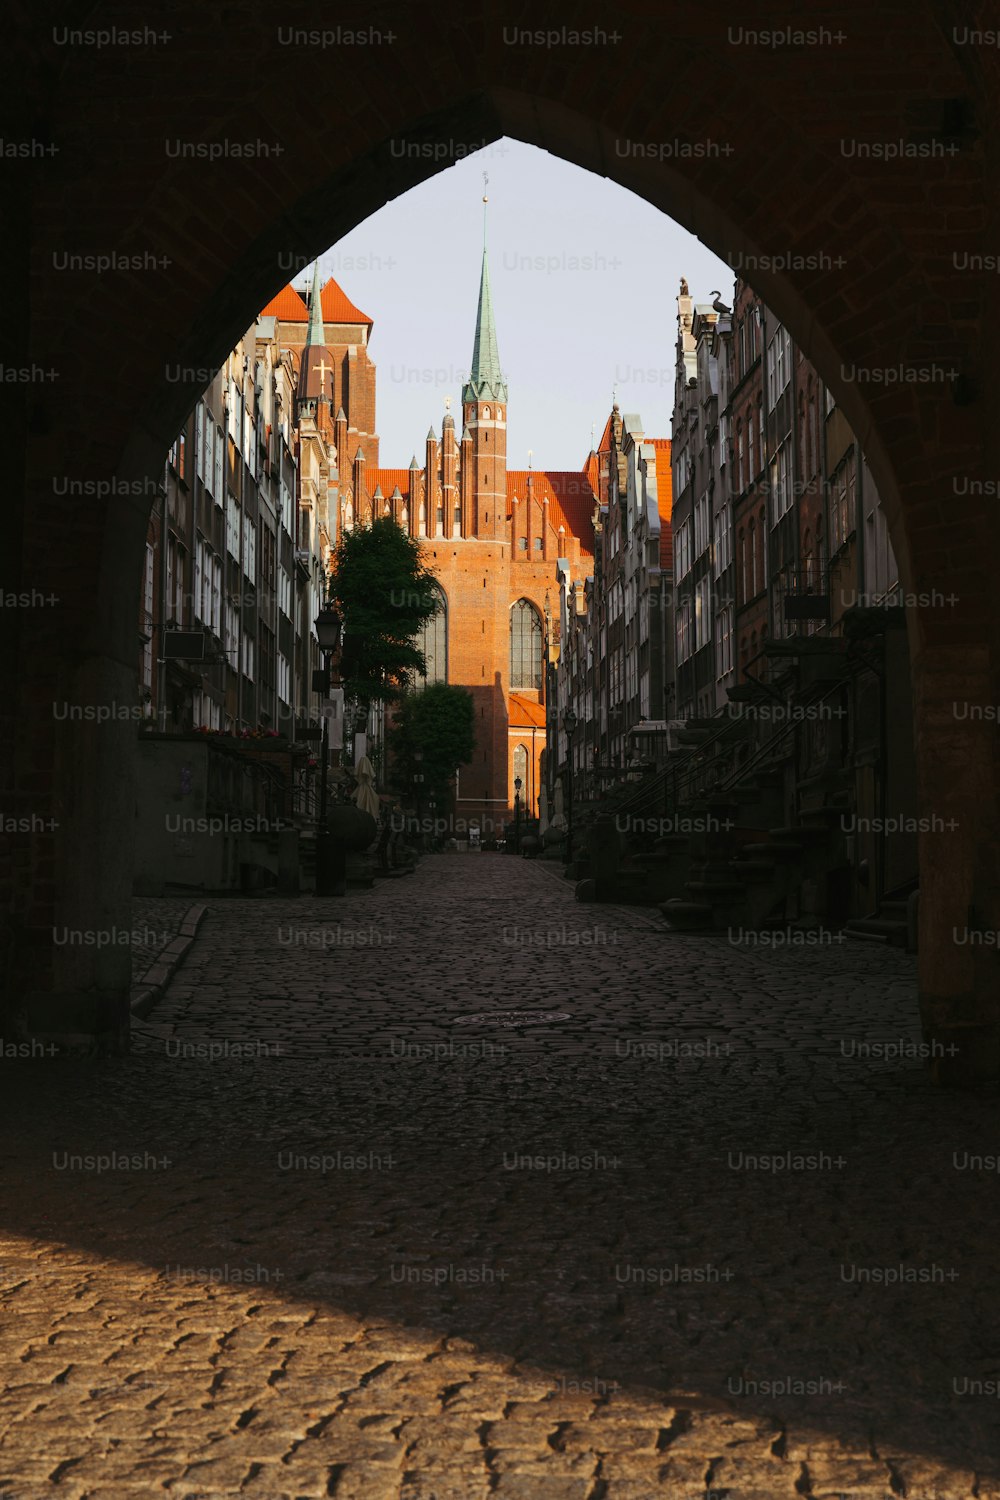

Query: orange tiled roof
left=582, top=449, right=600, bottom=492
left=260, top=284, right=309, bottom=319
left=260, top=277, right=373, bottom=332
left=321, top=277, right=373, bottom=332
left=508, top=693, right=546, bottom=728
left=369, top=468, right=413, bottom=501
left=647, top=438, right=673, bottom=571
left=596, top=409, right=615, bottom=454
left=506, top=470, right=596, bottom=555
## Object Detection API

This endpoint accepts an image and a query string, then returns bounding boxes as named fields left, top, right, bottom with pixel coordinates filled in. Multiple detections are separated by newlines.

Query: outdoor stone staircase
left=844, top=884, right=918, bottom=950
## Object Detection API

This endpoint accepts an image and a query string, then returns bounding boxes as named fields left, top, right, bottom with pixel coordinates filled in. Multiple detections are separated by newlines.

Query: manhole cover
left=452, top=1010, right=572, bottom=1027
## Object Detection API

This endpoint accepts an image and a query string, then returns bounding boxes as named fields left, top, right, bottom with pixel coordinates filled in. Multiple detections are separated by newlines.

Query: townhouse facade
left=547, top=274, right=917, bottom=930
left=553, top=405, right=673, bottom=807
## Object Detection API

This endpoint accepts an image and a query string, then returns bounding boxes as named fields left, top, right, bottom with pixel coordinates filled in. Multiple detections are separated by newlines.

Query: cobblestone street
left=3, top=854, right=999, bottom=1498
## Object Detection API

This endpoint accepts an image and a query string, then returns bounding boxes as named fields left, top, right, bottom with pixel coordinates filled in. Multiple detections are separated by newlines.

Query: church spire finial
left=462, top=188, right=507, bottom=406
left=482, top=170, right=488, bottom=249
left=306, top=260, right=324, bottom=348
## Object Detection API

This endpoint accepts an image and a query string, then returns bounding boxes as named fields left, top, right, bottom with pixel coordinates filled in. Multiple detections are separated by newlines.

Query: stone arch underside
left=7, top=0, right=1000, bottom=1076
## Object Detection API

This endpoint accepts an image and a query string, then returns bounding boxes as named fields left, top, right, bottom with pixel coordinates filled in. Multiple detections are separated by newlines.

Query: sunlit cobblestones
left=1, top=856, right=997, bottom=1496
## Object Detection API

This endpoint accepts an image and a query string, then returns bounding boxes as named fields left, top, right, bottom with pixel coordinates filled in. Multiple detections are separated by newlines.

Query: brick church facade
left=263, top=245, right=597, bottom=830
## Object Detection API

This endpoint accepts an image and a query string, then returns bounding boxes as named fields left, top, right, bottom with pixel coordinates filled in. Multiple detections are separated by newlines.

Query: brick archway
left=8, top=1, right=1000, bottom=1076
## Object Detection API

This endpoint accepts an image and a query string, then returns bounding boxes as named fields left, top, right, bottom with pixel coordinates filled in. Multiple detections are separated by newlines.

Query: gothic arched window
left=510, top=598, right=543, bottom=690
left=416, top=583, right=447, bottom=688
left=513, top=744, right=528, bottom=806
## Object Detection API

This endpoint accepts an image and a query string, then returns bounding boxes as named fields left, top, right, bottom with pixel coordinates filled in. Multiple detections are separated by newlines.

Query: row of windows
left=766, top=326, right=791, bottom=411
left=414, top=593, right=545, bottom=692
left=194, top=403, right=226, bottom=503
left=676, top=504, right=736, bottom=582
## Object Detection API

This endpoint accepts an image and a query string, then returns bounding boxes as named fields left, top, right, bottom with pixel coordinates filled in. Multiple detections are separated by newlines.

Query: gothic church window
left=416, top=583, right=448, bottom=688
left=510, top=598, right=543, bottom=690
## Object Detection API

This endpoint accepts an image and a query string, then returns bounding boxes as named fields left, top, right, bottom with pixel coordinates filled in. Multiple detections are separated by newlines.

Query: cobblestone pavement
left=3, top=854, right=1000, bottom=1499
left=131, top=901, right=199, bottom=986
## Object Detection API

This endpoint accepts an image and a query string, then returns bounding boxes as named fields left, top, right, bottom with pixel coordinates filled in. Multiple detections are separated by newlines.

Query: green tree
left=327, top=517, right=440, bottom=711
left=390, top=683, right=476, bottom=804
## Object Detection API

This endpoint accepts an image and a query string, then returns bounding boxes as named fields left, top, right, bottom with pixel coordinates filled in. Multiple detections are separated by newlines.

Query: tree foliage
left=389, top=683, right=476, bottom=803
left=327, top=517, right=440, bottom=706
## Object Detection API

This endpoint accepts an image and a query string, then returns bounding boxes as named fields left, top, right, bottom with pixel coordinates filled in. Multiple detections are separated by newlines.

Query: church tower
left=462, top=198, right=508, bottom=541
left=295, top=260, right=334, bottom=438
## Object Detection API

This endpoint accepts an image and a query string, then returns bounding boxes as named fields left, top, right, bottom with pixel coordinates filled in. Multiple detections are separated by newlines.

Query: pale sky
left=303, top=137, right=732, bottom=469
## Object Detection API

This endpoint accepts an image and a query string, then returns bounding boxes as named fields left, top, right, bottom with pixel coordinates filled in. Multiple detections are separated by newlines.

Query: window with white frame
left=193, top=541, right=204, bottom=623
left=770, top=442, right=793, bottom=524
left=211, top=556, right=222, bottom=635
left=194, top=692, right=221, bottom=731
left=224, top=601, right=238, bottom=665
left=228, top=379, right=239, bottom=442
left=713, top=505, right=732, bottom=575
left=676, top=594, right=692, bottom=663
left=214, top=424, right=224, bottom=504
left=242, top=517, right=256, bottom=581
left=830, top=457, right=855, bottom=552
left=715, top=604, right=733, bottom=678
left=202, top=541, right=213, bottom=624
left=241, top=633, right=254, bottom=681
left=194, top=402, right=204, bottom=483
left=694, top=493, right=710, bottom=557
left=674, top=518, right=692, bottom=579
left=204, top=405, right=213, bottom=485
left=277, top=652, right=290, bottom=706
left=226, top=496, right=240, bottom=559
left=695, top=576, right=713, bottom=652
left=278, top=567, right=292, bottom=620
left=766, top=326, right=791, bottom=410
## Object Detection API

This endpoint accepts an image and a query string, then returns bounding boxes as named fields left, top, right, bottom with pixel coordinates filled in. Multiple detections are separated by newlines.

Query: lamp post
left=349, top=699, right=367, bottom=768
left=413, top=748, right=425, bottom=828
left=563, top=706, right=578, bottom=864
left=513, top=775, right=522, bottom=855
left=314, top=601, right=342, bottom=896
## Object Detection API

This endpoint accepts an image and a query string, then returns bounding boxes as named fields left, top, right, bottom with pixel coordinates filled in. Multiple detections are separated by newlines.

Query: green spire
left=306, top=260, right=324, bottom=347
left=463, top=244, right=507, bottom=404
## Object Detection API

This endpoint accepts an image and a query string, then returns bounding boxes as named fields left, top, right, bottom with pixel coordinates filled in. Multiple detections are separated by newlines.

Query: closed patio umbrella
left=353, top=755, right=380, bottom=819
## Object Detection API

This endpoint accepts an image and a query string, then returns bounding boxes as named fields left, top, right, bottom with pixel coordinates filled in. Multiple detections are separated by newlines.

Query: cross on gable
left=317, top=357, right=329, bottom=391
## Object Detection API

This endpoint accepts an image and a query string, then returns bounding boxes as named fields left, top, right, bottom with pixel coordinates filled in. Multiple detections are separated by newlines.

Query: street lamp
left=313, top=601, right=342, bottom=896
left=513, top=775, right=522, bottom=855
left=563, top=706, right=578, bottom=864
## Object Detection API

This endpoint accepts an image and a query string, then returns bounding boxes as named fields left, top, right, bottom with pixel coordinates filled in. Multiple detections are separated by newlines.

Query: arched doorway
left=8, top=9, right=1000, bottom=1079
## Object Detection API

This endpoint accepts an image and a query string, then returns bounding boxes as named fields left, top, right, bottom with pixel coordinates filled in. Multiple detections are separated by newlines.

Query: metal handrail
left=715, top=675, right=847, bottom=793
